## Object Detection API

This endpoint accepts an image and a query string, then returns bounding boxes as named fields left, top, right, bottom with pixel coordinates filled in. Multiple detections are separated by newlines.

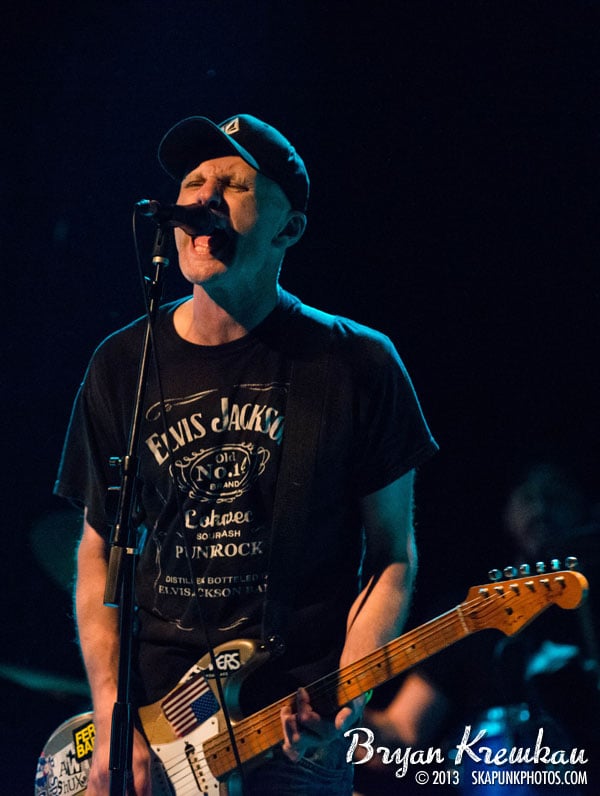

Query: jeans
left=242, top=738, right=354, bottom=796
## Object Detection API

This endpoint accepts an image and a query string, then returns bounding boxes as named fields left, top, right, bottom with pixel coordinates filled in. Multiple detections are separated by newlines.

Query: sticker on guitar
left=35, top=566, right=588, bottom=796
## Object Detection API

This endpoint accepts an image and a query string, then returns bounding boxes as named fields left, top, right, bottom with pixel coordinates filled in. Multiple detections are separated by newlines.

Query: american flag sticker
left=161, top=671, right=220, bottom=737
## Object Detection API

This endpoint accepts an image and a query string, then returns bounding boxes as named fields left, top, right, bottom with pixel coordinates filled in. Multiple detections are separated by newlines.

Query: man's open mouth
left=192, top=228, right=231, bottom=253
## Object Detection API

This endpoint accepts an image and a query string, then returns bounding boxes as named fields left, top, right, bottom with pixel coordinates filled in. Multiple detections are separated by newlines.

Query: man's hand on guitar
left=281, top=686, right=366, bottom=762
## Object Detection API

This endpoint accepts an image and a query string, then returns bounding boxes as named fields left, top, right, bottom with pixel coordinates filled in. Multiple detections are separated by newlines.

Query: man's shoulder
left=281, top=290, right=394, bottom=355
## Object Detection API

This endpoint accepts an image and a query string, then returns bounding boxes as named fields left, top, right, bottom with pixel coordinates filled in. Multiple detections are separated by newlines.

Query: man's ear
left=273, top=211, right=307, bottom=249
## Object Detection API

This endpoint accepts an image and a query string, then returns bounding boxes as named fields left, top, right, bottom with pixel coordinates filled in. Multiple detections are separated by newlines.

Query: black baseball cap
left=158, top=114, right=310, bottom=212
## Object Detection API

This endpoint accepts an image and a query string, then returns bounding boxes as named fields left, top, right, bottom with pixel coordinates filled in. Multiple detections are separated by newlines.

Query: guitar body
left=35, top=568, right=589, bottom=796
left=35, top=638, right=263, bottom=796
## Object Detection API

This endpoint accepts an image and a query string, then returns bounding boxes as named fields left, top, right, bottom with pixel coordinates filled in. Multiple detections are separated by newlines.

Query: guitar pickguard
left=150, top=718, right=222, bottom=795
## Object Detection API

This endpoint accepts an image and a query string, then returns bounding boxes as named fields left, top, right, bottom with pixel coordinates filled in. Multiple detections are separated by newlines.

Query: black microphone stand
left=103, top=224, right=171, bottom=796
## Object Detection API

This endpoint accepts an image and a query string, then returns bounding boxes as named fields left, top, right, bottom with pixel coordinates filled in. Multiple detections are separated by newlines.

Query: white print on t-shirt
left=145, top=395, right=285, bottom=466
left=172, top=442, right=270, bottom=504
left=139, top=383, right=286, bottom=623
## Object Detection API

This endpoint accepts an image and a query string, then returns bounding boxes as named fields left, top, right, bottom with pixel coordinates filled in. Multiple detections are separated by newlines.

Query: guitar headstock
left=461, top=559, right=589, bottom=636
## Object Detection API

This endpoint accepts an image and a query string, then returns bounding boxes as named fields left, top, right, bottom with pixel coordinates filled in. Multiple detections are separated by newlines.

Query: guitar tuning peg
left=503, top=566, right=518, bottom=579
left=535, top=561, right=546, bottom=573
left=550, top=559, right=561, bottom=571
left=519, top=564, right=531, bottom=575
left=488, top=569, right=503, bottom=582
left=565, top=556, right=579, bottom=570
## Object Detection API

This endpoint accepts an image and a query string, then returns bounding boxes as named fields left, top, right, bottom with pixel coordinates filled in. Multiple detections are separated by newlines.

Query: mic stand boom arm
left=103, top=225, right=171, bottom=796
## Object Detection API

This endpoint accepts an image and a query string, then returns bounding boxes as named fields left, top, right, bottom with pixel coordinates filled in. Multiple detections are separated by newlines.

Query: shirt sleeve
left=342, top=322, right=438, bottom=496
left=53, top=336, right=134, bottom=539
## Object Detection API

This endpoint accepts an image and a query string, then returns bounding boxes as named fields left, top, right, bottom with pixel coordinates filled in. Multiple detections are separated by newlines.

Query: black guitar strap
left=261, top=303, right=336, bottom=654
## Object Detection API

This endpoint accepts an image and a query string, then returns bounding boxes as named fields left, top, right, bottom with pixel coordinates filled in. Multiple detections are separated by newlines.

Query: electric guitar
left=35, top=567, right=588, bottom=795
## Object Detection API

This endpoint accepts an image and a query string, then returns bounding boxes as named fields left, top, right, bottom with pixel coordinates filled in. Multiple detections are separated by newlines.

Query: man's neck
left=174, top=284, right=280, bottom=346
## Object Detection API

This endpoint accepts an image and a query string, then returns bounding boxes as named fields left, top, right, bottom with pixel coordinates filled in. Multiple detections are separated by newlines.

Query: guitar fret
left=205, top=608, right=474, bottom=778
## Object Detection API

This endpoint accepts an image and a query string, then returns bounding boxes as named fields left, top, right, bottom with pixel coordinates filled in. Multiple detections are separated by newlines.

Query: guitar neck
left=204, top=606, right=470, bottom=778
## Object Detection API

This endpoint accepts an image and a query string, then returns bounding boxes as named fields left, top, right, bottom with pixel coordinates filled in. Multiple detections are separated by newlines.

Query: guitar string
left=162, top=746, right=210, bottom=794
left=203, top=590, right=515, bottom=766
left=198, top=577, right=572, bottom=775
left=201, top=612, right=469, bottom=773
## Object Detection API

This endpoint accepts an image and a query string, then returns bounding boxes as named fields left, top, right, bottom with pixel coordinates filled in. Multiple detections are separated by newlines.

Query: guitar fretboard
left=204, top=606, right=470, bottom=777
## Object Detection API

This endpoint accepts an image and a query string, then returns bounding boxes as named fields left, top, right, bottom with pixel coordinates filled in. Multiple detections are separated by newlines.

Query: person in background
left=353, top=457, right=599, bottom=795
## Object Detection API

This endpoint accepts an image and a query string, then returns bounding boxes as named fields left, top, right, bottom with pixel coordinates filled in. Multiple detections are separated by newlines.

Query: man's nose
left=194, top=178, right=223, bottom=208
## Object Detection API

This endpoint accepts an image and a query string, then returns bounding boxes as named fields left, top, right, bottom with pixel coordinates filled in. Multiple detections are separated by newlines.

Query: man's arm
left=342, top=468, right=417, bottom=665
left=75, top=513, right=151, bottom=795
left=282, top=469, right=418, bottom=758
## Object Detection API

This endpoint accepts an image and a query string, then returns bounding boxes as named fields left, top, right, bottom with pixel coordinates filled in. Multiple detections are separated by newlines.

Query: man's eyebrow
left=183, top=167, right=255, bottom=183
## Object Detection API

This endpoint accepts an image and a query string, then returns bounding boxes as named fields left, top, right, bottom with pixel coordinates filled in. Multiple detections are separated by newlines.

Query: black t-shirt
left=55, top=290, right=438, bottom=705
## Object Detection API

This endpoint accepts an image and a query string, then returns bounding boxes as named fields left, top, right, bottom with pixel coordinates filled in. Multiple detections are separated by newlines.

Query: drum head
left=35, top=712, right=94, bottom=796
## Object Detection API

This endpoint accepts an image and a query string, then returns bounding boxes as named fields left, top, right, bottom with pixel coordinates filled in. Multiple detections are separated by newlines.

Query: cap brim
left=158, top=116, right=260, bottom=181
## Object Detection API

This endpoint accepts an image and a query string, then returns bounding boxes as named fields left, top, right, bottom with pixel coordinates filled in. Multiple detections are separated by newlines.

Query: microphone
left=136, top=199, right=217, bottom=236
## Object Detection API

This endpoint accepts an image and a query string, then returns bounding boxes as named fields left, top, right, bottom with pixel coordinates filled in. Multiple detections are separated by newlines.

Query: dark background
left=3, top=0, right=599, bottom=789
